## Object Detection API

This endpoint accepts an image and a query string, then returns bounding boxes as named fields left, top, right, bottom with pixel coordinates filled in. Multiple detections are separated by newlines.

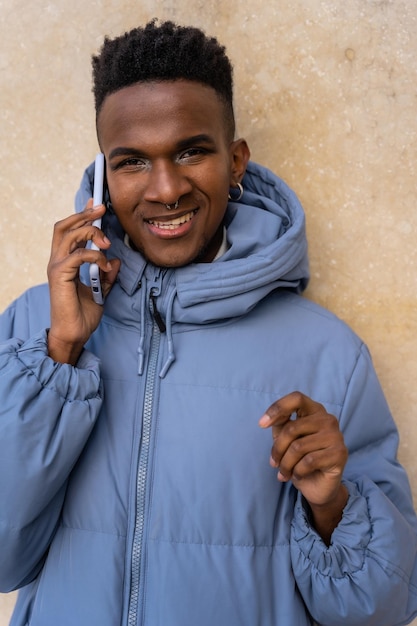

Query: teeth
left=148, top=210, right=196, bottom=230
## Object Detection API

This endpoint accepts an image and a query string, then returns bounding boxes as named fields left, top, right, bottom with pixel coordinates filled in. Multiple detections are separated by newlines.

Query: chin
left=145, top=252, right=197, bottom=269
left=145, top=244, right=210, bottom=268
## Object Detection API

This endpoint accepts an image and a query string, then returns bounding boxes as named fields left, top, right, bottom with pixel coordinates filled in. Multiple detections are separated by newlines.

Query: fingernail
left=259, top=414, right=271, bottom=428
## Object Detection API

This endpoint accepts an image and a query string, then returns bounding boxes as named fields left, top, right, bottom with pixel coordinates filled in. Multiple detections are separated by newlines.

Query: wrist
left=307, top=484, right=349, bottom=545
left=47, top=330, right=85, bottom=365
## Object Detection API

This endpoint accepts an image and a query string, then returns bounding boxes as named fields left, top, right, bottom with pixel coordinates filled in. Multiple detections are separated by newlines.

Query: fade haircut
left=92, top=19, right=235, bottom=140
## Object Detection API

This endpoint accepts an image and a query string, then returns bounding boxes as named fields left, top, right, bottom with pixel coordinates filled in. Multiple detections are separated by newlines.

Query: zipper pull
left=150, top=292, right=166, bottom=333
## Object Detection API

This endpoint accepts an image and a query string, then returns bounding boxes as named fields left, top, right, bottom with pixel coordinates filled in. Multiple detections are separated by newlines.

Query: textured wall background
left=1, top=0, right=416, bottom=622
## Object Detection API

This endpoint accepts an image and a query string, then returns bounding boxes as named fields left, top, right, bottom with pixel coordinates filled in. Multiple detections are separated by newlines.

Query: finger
left=292, top=444, right=347, bottom=482
left=48, top=248, right=112, bottom=287
left=270, top=419, right=319, bottom=470
left=52, top=220, right=111, bottom=266
left=269, top=415, right=321, bottom=465
left=50, top=202, right=107, bottom=257
left=259, top=391, right=324, bottom=430
left=272, top=429, right=346, bottom=480
left=100, top=258, right=121, bottom=298
left=270, top=410, right=341, bottom=466
left=270, top=409, right=337, bottom=450
left=68, top=224, right=111, bottom=256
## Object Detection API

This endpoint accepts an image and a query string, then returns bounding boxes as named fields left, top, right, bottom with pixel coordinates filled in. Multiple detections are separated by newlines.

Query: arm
left=0, top=330, right=102, bottom=591
left=0, top=199, right=120, bottom=590
left=283, top=346, right=417, bottom=626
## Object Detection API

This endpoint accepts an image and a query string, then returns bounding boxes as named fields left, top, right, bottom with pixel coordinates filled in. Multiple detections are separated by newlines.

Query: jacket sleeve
left=0, top=329, right=102, bottom=592
left=290, top=343, right=417, bottom=626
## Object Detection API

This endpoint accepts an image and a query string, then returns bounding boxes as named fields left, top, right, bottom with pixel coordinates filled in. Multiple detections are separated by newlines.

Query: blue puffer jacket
left=1, top=161, right=417, bottom=626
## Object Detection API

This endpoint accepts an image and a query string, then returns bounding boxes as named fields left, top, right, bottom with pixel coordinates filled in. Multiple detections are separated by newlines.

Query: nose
left=143, top=159, right=192, bottom=207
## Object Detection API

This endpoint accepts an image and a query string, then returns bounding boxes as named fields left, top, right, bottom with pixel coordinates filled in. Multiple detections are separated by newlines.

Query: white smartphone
left=89, top=153, right=105, bottom=305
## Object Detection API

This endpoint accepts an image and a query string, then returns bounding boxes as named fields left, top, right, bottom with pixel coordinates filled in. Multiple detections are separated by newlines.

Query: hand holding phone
left=89, top=153, right=105, bottom=304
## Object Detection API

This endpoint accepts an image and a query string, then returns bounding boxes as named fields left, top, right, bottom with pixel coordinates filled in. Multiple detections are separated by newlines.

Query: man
left=1, top=19, right=416, bottom=626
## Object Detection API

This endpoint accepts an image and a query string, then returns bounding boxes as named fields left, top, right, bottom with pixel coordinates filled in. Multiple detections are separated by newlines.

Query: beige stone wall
left=1, top=0, right=416, bottom=623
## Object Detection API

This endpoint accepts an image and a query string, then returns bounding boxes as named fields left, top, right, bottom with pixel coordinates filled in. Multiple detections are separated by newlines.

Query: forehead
left=97, top=80, right=228, bottom=149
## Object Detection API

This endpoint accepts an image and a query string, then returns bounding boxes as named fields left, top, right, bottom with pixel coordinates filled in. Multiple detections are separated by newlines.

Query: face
left=97, top=80, right=249, bottom=267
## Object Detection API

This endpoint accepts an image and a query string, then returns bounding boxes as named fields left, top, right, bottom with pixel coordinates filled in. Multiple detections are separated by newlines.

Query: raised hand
left=47, top=200, right=120, bottom=364
left=259, top=391, right=349, bottom=543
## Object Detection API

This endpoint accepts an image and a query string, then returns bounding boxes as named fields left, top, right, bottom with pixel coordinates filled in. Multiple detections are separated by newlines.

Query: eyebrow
left=176, top=134, right=215, bottom=151
left=108, top=134, right=216, bottom=161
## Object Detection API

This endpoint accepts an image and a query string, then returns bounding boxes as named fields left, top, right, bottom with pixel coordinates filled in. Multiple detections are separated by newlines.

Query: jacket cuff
left=291, top=480, right=370, bottom=576
left=2, top=329, right=101, bottom=401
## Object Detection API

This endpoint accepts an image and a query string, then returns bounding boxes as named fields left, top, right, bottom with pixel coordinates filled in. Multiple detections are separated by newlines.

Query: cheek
left=107, top=179, right=136, bottom=212
left=201, top=165, right=231, bottom=201
left=212, top=177, right=232, bottom=208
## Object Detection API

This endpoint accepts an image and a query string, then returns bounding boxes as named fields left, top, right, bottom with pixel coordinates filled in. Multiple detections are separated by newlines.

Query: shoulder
left=259, top=290, right=362, bottom=350
left=0, top=283, right=51, bottom=341
left=251, top=291, right=367, bottom=406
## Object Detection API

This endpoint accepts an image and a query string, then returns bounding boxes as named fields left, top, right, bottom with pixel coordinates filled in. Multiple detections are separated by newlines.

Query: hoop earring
left=228, top=182, right=244, bottom=202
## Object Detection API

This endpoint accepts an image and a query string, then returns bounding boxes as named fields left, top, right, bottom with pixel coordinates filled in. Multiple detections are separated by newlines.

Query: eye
left=115, top=156, right=149, bottom=171
left=177, top=147, right=208, bottom=163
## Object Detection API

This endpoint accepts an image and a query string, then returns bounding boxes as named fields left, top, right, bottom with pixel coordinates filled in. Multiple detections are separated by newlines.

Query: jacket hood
left=75, top=160, right=309, bottom=324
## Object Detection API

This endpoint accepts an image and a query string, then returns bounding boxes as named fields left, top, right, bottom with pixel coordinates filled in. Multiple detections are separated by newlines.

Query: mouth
left=146, top=209, right=198, bottom=230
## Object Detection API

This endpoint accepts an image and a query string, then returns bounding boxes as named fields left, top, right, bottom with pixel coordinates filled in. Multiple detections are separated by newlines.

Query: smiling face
left=97, top=80, right=249, bottom=267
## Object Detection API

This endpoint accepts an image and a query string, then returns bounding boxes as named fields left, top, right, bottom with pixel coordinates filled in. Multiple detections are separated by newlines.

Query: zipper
left=127, top=272, right=165, bottom=626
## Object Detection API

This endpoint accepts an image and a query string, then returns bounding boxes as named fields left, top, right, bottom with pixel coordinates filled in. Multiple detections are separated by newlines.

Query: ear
left=229, top=138, right=251, bottom=186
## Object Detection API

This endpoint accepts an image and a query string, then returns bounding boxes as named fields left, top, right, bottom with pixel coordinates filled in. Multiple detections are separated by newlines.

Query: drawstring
left=137, top=275, right=147, bottom=376
left=136, top=275, right=177, bottom=378
left=159, top=287, right=177, bottom=378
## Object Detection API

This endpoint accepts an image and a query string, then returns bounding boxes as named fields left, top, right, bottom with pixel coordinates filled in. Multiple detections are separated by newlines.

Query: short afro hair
left=92, top=19, right=235, bottom=138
